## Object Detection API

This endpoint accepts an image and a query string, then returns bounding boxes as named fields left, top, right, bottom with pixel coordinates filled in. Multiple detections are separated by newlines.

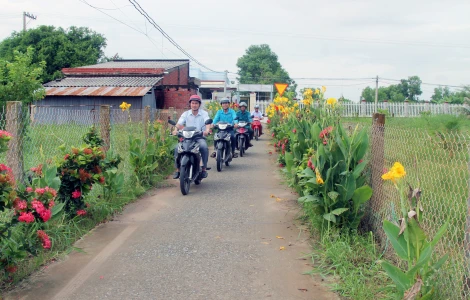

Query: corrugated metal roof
left=44, top=77, right=162, bottom=87
left=77, top=60, right=189, bottom=70
left=45, top=86, right=153, bottom=97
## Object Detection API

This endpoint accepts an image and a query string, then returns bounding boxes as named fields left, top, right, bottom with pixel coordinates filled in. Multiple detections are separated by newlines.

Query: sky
left=1, top=0, right=470, bottom=102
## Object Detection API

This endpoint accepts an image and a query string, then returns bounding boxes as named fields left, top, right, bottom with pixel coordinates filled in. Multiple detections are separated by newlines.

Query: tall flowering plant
left=380, top=162, right=449, bottom=299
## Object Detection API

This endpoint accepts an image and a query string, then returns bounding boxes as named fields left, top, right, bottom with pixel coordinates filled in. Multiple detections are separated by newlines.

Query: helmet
left=239, top=102, right=248, bottom=107
left=254, top=104, right=259, bottom=109
left=220, top=97, right=230, bottom=104
left=189, top=94, right=201, bottom=104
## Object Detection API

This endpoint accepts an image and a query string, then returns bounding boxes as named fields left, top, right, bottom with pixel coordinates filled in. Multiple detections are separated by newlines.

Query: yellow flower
left=321, top=86, right=326, bottom=93
left=326, top=98, right=337, bottom=106
left=303, top=89, right=313, bottom=97
left=382, top=162, right=406, bottom=183
left=302, top=99, right=310, bottom=105
left=315, top=168, right=324, bottom=185
left=120, top=102, right=131, bottom=111
left=294, top=103, right=299, bottom=107
left=314, top=89, right=320, bottom=95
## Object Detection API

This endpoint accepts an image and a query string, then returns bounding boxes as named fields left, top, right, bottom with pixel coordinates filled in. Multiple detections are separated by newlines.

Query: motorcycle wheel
left=254, top=128, right=259, bottom=141
left=179, top=164, right=191, bottom=195
left=239, top=137, right=244, bottom=157
left=217, top=148, right=223, bottom=172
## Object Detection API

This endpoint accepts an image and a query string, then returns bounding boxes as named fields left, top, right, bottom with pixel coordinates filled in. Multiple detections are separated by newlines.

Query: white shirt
left=251, top=110, right=263, bottom=118
left=177, top=109, right=210, bottom=131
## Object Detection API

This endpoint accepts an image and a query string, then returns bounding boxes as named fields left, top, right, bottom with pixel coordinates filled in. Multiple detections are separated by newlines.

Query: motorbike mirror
left=168, top=119, right=177, bottom=126
left=205, top=119, right=213, bottom=125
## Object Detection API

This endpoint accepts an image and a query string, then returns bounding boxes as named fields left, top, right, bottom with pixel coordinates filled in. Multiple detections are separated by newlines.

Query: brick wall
left=164, top=87, right=198, bottom=109
left=161, top=64, right=189, bottom=86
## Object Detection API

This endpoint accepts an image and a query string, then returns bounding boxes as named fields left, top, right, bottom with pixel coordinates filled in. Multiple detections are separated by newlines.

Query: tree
left=0, top=26, right=107, bottom=83
left=407, top=75, right=422, bottom=101
left=361, top=86, right=375, bottom=102
left=236, top=44, right=292, bottom=85
left=0, top=46, right=46, bottom=105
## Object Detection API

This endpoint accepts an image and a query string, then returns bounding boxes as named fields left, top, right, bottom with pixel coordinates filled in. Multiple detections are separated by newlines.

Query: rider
left=236, top=102, right=253, bottom=147
left=250, top=104, right=263, bottom=136
left=211, top=97, right=238, bottom=158
left=172, top=94, right=211, bottom=179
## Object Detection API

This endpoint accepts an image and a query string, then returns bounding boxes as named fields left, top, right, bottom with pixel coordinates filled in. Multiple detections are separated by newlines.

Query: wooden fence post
left=144, top=105, right=150, bottom=143
left=99, top=105, right=111, bottom=152
left=369, top=113, right=386, bottom=232
left=6, top=101, right=24, bottom=183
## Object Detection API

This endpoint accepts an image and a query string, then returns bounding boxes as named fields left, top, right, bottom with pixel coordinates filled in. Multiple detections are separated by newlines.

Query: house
left=38, top=59, right=200, bottom=111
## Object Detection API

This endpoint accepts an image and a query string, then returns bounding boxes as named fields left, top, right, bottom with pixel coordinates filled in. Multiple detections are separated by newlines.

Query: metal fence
left=363, top=118, right=470, bottom=300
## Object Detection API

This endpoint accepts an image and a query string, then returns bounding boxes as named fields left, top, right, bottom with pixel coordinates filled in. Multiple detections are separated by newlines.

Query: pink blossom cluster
left=0, top=130, right=12, bottom=139
left=37, top=230, right=51, bottom=249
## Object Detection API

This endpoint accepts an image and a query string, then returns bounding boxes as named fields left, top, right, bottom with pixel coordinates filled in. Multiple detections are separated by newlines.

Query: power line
left=380, top=77, right=466, bottom=89
left=128, top=0, right=220, bottom=72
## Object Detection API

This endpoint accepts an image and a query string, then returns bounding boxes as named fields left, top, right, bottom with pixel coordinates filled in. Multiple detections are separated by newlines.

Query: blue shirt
left=236, top=110, right=252, bottom=127
left=177, top=109, right=210, bottom=131
left=213, top=109, right=238, bottom=125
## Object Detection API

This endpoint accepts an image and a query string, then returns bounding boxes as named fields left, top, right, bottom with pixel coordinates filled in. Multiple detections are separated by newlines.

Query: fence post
left=444, top=101, right=450, bottom=115
left=404, top=100, right=409, bottom=117
left=464, top=144, right=470, bottom=295
left=6, top=101, right=24, bottom=183
left=369, top=113, right=386, bottom=231
left=99, top=105, right=111, bottom=152
left=144, top=105, right=150, bottom=143
left=361, top=100, right=366, bottom=116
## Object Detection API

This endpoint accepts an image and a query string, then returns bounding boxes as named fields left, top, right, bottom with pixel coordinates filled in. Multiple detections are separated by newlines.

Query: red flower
left=48, top=200, right=55, bottom=208
left=93, top=166, right=102, bottom=174
left=13, top=198, right=27, bottom=211
left=45, top=187, right=57, bottom=197
left=32, top=199, right=46, bottom=214
left=64, top=154, right=70, bottom=160
left=271, top=133, right=274, bottom=137
left=37, top=230, right=51, bottom=249
left=307, top=157, right=315, bottom=170
left=267, top=119, right=271, bottom=124
left=18, top=212, right=35, bottom=223
left=76, top=210, right=87, bottom=216
left=26, top=187, right=33, bottom=193
left=72, top=148, right=79, bottom=155
left=5, top=265, right=17, bottom=273
left=99, top=176, right=105, bottom=184
left=279, top=163, right=284, bottom=167
left=72, top=190, right=81, bottom=199
left=35, top=188, right=45, bottom=195
left=79, top=169, right=91, bottom=182
left=358, top=159, right=364, bottom=164
left=323, top=139, right=327, bottom=145
left=40, top=209, right=52, bottom=222
left=0, top=130, right=12, bottom=139
left=83, top=148, right=93, bottom=155
left=292, top=129, right=297, bottom=133
left=30, top=164, right=43, bottom=176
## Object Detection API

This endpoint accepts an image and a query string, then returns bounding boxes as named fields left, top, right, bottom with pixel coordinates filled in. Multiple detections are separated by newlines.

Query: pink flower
left=45, top=187, right=57, bottom=197
left=35, top=188, right=45, bottom=195
left=40, top=209, right=52, bottom=222
left=18, top=212, right=35, bottom=223
left=271, top=133, right=274, bottom=137
left=37, top=230, right=51, bottom=249
left=5, top=265, right=17, bottom=273
left=72, top=190, right=81, bottom=199
left=26, top=187, right=33, bottom=193
left=0, top=130, right=12, bottom=139
left=267, top=119, right=271, bottom=124
left=358, top=159, right=364, bottom=164
left=48, top=200, right=55, bottom=208
left=13, top=199, right=27, bottom=211
left=99, top=176, right=105, bottom=184
left=307, top=157, right=315, bottom=170
left=323, top=139, right=327, bottom=145
left=32, top=200, right=46, bottom=215
left=64, top=154, right=70, bottom=160
left=76, top=210, right=87, bottom=216
left=83, top=148, right=93, bottom=155
left=292, top=128, right=297, bottom=133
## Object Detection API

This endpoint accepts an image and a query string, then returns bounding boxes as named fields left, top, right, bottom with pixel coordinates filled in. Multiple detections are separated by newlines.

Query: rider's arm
left=176, top=111, right=187, bottom=130
left=247, top=113, right=253, bottom=123
left=232, top=110, right=238, bottom=124
left=212, top=110, right=220, bottom=125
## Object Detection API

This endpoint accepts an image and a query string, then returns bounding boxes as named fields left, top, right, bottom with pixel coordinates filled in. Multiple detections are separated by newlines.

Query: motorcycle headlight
left=218, top=124, right=228, bottom=130
left=183, top=130, right=196, bottom=139
left=191, top=144, right=200, bottom=154
left=239, top=121, right=247, bottom=127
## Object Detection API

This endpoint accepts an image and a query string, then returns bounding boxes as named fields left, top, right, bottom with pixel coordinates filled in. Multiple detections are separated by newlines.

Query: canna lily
left=119, top=102, right=131, bottom=111
left=326, top=98, right=337, bottom=106
left=382, top=162, right=406, bottom=183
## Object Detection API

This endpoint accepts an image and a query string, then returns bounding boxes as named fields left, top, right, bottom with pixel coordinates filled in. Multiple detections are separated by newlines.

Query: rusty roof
left=44, top=76, right=162, bottom=87
left=77, top=59, right=189, bottom=70
left=45, top=86, right=153, bottom=97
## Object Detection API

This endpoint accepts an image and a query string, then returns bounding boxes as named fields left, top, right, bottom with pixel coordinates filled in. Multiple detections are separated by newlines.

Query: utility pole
left=23, top=12, right=36, bottom=32
left=374, top=75, right=379, bottom=112
left=223, top=70, right=228, bottom=99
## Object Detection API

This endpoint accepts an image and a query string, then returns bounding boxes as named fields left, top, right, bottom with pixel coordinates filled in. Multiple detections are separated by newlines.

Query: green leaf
left=298, top=194, right=320, bottom=203
left=328, top=191, right=339, bottom=201
left=381, top=260, right=412, bottom=292
left=407, top=244, right=432, bottom=277
left=331, top=207, right=349, bottom=216
left=383, top=220, right=409, bottom=260
left=334, top=132, right=347, bottom=159
left=353, top=160, right=367, bottom=178
left=407, top=218, right=427, bottom=253
left=429, top=221, right=448, bottom=249
left=352, top=185, right=373, bottom=213
left=285, top=152, right=294, bottom=172
left=311, top=123, right=322, bottom=142
left=323, top=213, right=336, bottom=223
left=353, top=130, right=369, bottom=161
left=51, top=202, right=65, bottom=217
left=419, top=289, right=435, bottom=300
left=430, top=253, right=449, bottom=271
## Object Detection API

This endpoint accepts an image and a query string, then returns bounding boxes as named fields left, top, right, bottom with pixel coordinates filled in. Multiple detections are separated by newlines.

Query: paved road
left=5, top=134, right=338, bottom=300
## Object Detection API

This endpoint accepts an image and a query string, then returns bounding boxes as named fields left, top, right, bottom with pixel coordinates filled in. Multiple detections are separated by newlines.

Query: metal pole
left=223, top=70, right=227, bottom=98
left=375, top=75, right=379, bottom=112
left=23, top=12, right=26, bottom=32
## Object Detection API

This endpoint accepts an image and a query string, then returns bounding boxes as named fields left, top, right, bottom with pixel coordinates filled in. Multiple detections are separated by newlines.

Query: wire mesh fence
left=363, top=119, right=470, bottom=300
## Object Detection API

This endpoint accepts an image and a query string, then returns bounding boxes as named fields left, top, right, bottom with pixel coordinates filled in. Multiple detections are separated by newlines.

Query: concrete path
left=5, top=133, right=338, bottom=300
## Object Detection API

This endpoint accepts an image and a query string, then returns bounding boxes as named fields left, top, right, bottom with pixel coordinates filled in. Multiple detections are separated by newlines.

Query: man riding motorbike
left=236, top=102, right=254, bottom=147
left=172, top=95, right=210, bottom=179
left=251, top=104, right=263, bottom=136
left=210, top=97, right=238, bottom=158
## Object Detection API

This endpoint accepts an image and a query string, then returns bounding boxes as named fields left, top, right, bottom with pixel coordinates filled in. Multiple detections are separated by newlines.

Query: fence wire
left=364, top=123, right=470, bottom=300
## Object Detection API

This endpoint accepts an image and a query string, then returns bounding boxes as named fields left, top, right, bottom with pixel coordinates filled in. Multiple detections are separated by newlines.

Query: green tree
left=361, top=86, right=375, bottom=102
left=0, top=46, right=46, bottom=105
left=407, top=75, right=422, bottom=101
left=236, top=44, right=292, bottom=85
left=0, top=26, right=107, bottom=83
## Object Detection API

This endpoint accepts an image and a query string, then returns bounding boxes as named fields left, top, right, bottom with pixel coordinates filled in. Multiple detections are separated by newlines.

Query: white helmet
left=254, top=104, right=259, bottom=109
left=239, top=102, right=248, bottom=107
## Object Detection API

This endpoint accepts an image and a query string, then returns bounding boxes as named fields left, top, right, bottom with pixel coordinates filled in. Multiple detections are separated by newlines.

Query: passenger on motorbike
left=210, top=97, right=238, bottom=158
left=172, top=95, right=210, bottom=179
left=236, top=102, right=253, bottom=147
left=251, top=104, right=263, bottom=136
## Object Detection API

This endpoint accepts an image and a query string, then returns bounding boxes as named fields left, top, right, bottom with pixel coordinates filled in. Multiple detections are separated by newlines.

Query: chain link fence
left=362, top=117, right=470, bottom=300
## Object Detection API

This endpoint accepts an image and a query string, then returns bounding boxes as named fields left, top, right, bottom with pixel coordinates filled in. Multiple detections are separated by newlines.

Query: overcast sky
left=1, top=0, right=470, bottom=102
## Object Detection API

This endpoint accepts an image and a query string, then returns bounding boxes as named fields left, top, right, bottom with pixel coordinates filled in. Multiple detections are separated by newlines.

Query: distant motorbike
left=251, top=117, right=262, bottom=141
left=168, top=118, right=212, bottom=195
left=235, top=120, right=251, bottom=157
left=213, top=122, right=234, bottom=172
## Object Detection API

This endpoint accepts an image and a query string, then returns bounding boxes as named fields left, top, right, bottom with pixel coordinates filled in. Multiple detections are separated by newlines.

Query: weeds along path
left=4, top=133, right=338, bottom=300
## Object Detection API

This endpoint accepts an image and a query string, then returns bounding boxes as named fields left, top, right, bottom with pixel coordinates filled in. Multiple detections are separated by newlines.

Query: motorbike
left=213, top=121, right=235, bottom=172
left=168, top=118, right=212, bottom=195
left=251, top=117, right=262, bottom=141
left=235, top=120, right=251, bottom=157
